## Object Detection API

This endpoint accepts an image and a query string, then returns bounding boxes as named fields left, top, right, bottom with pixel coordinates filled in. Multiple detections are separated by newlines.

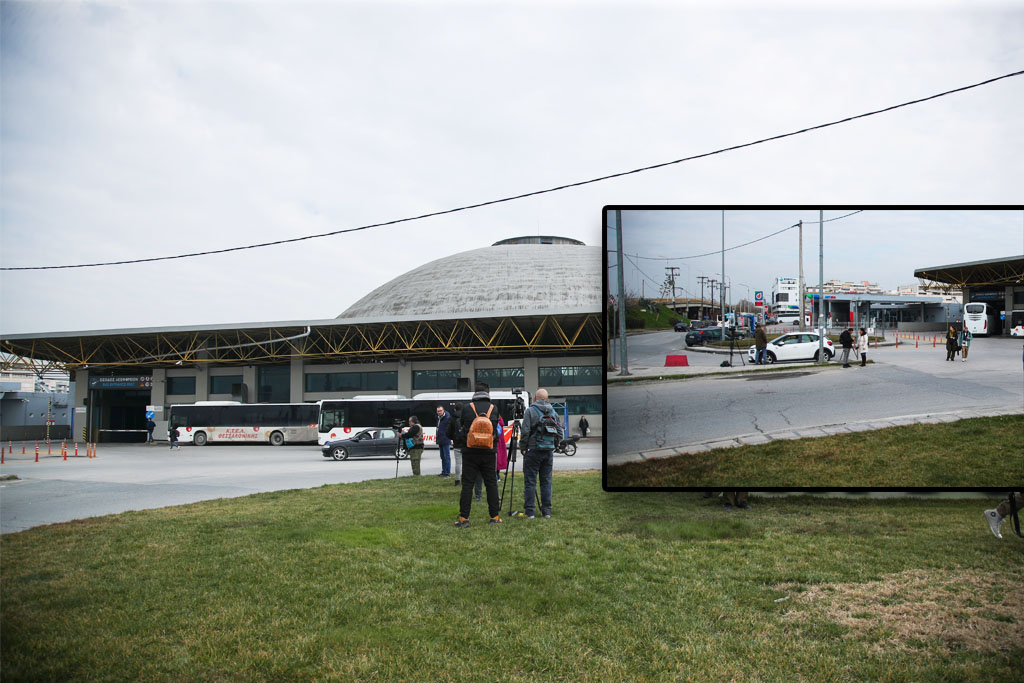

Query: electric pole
left=697, top=276, right=709, bottom=320
left=665, top=266, right=679, bottom=319
left=799, top=219, right=805, bottom=332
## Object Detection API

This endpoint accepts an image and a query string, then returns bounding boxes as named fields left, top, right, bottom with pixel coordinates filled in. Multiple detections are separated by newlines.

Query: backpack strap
left=485, top=405, right=493, bottom=419
left=1011, top=492, right=1022, bottom=538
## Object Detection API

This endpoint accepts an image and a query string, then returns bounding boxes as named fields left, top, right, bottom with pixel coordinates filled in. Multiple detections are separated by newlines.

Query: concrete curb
left=606, top=406, right=1024, bottom=466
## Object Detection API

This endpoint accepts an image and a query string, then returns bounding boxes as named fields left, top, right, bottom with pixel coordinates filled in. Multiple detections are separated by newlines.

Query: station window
left=413, top=369, right=461, bottom=390
left=539, top=366, right=602, bottom=387
left=258, top=366, right=290, bottom=403
left=475, top=367, right=524, bottom=388
left=209, top=375, right=243, bottom=395
left=166, top=376, right=197, bottom=395
left=304, top=371, right=398, bottom=393
left=550, top=395, right=603, bottom=415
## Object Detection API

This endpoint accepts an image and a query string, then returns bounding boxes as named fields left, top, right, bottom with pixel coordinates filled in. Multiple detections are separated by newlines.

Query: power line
left=4, top=69, right=1021, bottom=271
left=628, top=210, right=864, bottom=261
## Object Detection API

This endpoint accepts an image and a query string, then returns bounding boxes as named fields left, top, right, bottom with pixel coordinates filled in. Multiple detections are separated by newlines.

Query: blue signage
left=145, top=410, right=156, bottom=419
left=88, top=376, right=154, bottom=390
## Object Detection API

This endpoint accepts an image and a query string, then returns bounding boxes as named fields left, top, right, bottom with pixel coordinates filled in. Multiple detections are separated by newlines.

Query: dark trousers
left=438, top=443, right=451, bottom=475
left=523, top=449, right=553, bottom=516
left=460, top=451, right=500, bottom=519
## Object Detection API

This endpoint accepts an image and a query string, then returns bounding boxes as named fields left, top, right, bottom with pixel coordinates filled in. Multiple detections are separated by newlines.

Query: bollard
left=48, top=440, right=52, bottom=455
left=933, top=338, right=936, bottom=348
left=63, top=445, right=67, bottom=461
left=916, top=340, right=918, bottom=348
left=35, top=443, right=39, bottom=462
left=7, top=441, right=10, bottom=454
left=22, top=441, right=26, bottom=454
left=75, top=442, right=79, bottom=457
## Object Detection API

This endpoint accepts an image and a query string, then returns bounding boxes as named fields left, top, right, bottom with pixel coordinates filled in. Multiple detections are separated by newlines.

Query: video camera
left=511, top=388, right=526, bottom=421
left=391, top=418, right=407, bottom=431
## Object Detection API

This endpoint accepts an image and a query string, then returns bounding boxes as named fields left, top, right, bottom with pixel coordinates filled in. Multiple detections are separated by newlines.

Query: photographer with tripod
left=514, top=388, right=562, bottom=520
left=454, top=384, right=503, bottom=528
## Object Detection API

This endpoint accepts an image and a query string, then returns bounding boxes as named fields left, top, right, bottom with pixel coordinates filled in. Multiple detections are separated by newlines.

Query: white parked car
left=748, top=332, right=835, bottom=364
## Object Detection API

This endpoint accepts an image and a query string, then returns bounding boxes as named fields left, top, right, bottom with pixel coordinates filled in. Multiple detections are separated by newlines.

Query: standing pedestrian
left=958, top=326, right=972, bottom=362
left=435, top=405, right=452, bottom=478
left=145, top=418, right=157, bottom=444
left=448, top=402, right=464, bottom=486
left=454, top=384, right=502, bottom=527
left=857, top=327, right=869, bottom=367
left=839, top=327, right=855, bottom=367
left=515, top=388, right=562, bottom=520
left=578, top=415, right=590, bottom=439
left=404, top=416, right=424, bottom=476
left=754, top=323, right=768, bottom=365
left=946, top=325, right=958, bottom=361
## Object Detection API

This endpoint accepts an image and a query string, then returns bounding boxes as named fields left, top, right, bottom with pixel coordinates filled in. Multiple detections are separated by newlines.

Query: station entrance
left=86, top=375, right=153, bottom=442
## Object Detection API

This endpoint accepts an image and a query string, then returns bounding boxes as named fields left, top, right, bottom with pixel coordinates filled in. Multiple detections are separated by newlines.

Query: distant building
left=770, top=277, right=800, bottom=317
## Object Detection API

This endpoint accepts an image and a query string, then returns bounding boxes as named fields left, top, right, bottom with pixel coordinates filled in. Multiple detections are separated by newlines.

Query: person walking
left=404, top=416, right=424, bottom=476
left=754, top=323, right=768, bottom=365
left=839, top=327, right=855, bottom=368
left=435, top=405, right=452, bottom=478
left=578, top=415, right=590, bottom=439
left=857, top=327, right=869, bottom=367
left=168, top=424, right=180, bottom=450
left=515, top=388, right=563, bottom=520
left=946, top=325, right=958, bottom=361
left=145, top=418, right=157, bottom=444
left=454, top=384, right=502, bottom=527
left=958, top=326, right=972, bottom=362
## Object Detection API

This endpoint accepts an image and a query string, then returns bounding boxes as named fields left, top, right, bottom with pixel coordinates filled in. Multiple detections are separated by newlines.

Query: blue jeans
left=523, top=449, right=553, bottom=516
left=755, top=347, right=767, bottom=364
left=438, top=443, right=451, bottom=475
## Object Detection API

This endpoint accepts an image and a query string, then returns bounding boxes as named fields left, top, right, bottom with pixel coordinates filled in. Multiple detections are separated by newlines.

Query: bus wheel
left=269, top=431, right=285, bottom=447
left=194, top=432, right=208, bottom=446
left=331, top=446, right=349, bottom=461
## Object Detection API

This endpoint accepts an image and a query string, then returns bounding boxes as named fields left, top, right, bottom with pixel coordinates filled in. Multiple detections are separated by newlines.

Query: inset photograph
left=604, top=207, right=1024, bottom=489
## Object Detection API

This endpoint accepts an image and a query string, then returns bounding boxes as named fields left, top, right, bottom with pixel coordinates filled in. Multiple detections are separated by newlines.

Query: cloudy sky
left=608, top=209, right=1024, bottom=307
left=2, top=1, right=1023, bottom=334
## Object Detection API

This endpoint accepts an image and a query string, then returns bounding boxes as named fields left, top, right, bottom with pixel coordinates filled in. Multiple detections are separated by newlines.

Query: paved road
left=608, top=335, right=1024, bottom=455
left=0, top=440, right=601, bottom=534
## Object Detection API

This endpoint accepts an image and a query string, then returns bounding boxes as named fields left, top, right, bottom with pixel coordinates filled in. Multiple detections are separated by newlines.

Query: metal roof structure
left=1, top=240, right=602, bottom=372
left=914, top=255, right=1024, bottom=288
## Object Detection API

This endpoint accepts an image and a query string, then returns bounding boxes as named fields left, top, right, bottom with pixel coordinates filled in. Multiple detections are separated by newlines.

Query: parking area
left=0, top=439, right=602, bottom=534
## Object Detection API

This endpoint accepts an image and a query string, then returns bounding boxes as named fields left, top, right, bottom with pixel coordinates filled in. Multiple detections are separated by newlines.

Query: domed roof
left=338, top=243, right=601, bottom=320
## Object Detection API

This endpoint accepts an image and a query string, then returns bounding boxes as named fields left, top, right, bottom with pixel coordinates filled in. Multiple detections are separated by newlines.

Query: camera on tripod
left=511, top=388, right=526, bottom=421
left=391, top=418, right=406, bottom=431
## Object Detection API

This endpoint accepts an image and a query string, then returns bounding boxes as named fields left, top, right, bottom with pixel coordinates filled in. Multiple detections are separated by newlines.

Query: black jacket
left=839, top=330, right=853, bottom=348
left=460, top=397, right=499, bottom=455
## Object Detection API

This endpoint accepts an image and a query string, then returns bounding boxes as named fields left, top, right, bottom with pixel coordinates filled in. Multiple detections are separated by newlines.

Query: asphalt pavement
left=0, top=439, right=602, bottom=534
left=607, top=332, right=1024, bottom=462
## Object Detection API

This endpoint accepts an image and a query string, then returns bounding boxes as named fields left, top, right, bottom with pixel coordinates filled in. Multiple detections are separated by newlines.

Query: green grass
left=2, top=473, right=1022, bottom=680
left=607, top=415, right=1024, bottom=488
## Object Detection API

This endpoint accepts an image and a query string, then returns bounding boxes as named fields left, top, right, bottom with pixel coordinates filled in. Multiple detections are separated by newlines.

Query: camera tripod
left=501, top=420, right=543, bottom=517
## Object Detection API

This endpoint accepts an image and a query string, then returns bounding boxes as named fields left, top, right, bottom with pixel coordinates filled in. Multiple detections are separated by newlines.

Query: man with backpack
left=515, top=388, right=563, bottom=520
left=454, top=384, right=502, bottom=528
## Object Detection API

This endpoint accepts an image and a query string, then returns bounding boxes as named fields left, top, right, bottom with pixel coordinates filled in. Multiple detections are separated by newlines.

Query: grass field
left=606, top=415, right=1024, bottom=488
left=2, top=472, right=1022, bottom=680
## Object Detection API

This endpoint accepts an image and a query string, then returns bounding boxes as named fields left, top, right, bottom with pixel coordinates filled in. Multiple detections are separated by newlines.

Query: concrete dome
left=339, top=242, right=601, bottom=320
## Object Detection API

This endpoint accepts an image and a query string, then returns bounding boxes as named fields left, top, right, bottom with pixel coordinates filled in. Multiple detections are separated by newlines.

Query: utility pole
left=697, top=276, right=709, bottom=320
left=818, top=209, right=825, bottom=362
left=721, top=210, right=726, bottom=333
left=615, top=210, right=629, bottom=375
left=710, top=279, right=718, bottom=323
left=798, top=219, right=805, bottom=331
left=665, top=266, right=679, bottom=319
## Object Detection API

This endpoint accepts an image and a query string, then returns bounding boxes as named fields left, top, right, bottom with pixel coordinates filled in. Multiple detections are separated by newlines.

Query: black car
left=673, top=322, right=688, bottom=332
left=684, top=326, right=747, bottom=346
left=321, top=427, right=405, bottom=461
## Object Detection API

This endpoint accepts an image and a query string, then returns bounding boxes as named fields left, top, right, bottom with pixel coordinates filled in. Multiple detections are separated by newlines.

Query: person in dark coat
left=839, top=328, right=855, bottom=367
left=145, top=419, right=156, bottom=443
left=578, top=415, right=590, bottom=438
left=447, top=402, right=465, bottom=486
left=435, top=405, right=452, bottom=478
left=404, top=416, right=424, bottom=476
left=946, top=325, right=958, bottom=361
left=754, top=324, right=768, bottom=365
left=454, top=384, right=502, bottom=527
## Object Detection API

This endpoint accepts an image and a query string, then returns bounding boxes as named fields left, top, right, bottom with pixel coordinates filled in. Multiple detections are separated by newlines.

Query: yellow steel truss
left=1, top=314, right=603, bottom=371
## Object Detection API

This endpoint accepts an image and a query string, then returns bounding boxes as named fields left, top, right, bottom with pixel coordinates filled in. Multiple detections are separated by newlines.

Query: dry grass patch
left=778, top=569, right=1024, bottom=655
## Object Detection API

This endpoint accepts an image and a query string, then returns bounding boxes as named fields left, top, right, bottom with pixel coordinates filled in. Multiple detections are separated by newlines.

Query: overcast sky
left=607, top=209, right=1024, bottom=306
left=2, top=1, right=1023, bottom=334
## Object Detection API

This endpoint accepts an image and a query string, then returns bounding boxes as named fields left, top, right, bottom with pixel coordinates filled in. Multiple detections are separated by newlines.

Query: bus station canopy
left=914, top=255, right=1024, bottom=288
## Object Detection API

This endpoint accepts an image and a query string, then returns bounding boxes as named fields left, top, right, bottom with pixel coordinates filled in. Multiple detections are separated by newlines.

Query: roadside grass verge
left=606, top=361, right=861, bottom=384
left=606, top=415, right=1024, bottom=488
left=2, top=473, right=1022, bottom=680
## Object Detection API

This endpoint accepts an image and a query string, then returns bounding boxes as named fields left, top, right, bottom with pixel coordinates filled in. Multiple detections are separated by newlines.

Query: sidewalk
left=606, top=405, right=1024, bottom=466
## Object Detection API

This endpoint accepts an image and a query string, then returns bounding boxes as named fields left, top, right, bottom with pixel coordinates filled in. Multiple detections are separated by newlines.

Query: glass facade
left=539, top=366, right=602, bottom=387
left=412, top=369, right=461, bottom=390
left=304, top=371, right=399, bottom=393
left=166, top=376, right=196, bottom=395
left=258, top=366, right=290, bottom=403
left=209, top=375, right=243, bottom=395
left=550, top=394, right=603, bottom=415
left=475, top=367, right=525, bottom=388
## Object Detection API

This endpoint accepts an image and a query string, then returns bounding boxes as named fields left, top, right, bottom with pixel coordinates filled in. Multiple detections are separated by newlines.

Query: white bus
left=168, top=401, right=320, bottom=446
left=317, top=391, right=530, bottom=447
left=964, top=302, right=998, bottom=336
left=1008, top=310, right=1024, bottom=338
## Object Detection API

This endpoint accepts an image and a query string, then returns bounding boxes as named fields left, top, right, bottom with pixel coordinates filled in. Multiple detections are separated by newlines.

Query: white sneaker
left=984, top=509, right=1004, bottom=539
